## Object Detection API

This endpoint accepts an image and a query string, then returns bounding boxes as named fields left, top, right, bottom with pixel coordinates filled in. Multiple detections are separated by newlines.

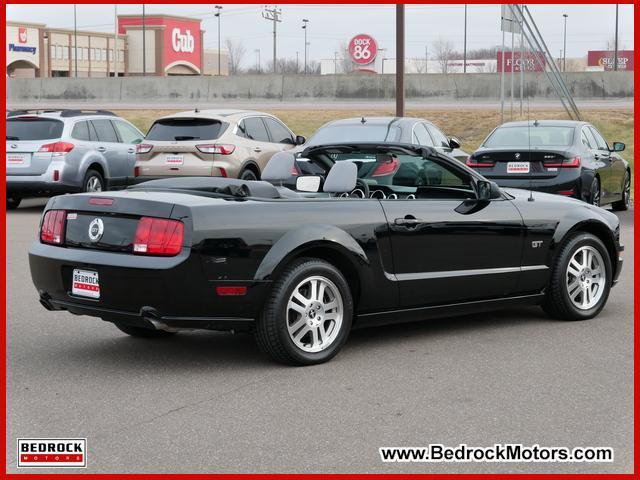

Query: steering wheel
left=349, top=179, right=370, bottom=198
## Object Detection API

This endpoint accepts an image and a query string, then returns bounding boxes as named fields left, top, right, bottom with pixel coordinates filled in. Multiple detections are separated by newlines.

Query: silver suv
left=6, top=109, right=144, bottom=209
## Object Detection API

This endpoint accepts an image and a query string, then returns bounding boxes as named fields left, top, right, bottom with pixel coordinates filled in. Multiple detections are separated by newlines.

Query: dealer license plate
left=72, top=269, right=100, bottom=299
left=6, top=153, right=30, bottom=166
left=507, top=161, right=530, bottom=174
left=165, top=154, right=184, bottom=165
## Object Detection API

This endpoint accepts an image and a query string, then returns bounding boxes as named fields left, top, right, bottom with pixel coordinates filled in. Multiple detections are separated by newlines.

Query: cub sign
left=172, top=28, right=195, bottom=53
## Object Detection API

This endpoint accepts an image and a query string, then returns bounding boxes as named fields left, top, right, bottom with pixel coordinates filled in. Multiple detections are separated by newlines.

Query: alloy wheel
left=286, top=275, right=344, bottom=353
left=86, top=176, right=103, bottom=192
left=565, top=245, right=606, bottom=310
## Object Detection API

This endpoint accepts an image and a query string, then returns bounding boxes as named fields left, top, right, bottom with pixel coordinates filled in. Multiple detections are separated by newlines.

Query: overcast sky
left=7, top=3, right=634, bottom=67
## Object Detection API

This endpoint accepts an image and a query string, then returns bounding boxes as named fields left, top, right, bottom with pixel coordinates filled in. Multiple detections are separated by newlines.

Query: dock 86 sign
left=348, top=34, right=378, bottom=65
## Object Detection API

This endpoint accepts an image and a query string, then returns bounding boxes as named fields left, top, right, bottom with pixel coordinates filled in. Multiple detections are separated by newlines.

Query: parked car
left=300, top=116, right=468, bottom=160
left=6, top=109, right=144, bottom=210
left=466, top=120, right=631, bottom=210
left=29, top=143, right=623, bottom=365
left=134, top=109, right=305, bottom=182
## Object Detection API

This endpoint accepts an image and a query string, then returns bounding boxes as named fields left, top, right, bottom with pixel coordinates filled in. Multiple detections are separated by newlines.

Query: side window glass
left=114, top=121, right=143, bottom=144
left=412, top=123, right=433, bottom=146
left=588, top=126, right=609, bottom=151
left=243, top=117, right=270, bottom=142
left=91, top=119, right=119, bottom=143
left=425, top=124, right=450, bottom=148
left=236, top=120, right=249, bottom=139
left=581, top=129, right=593, bottom=148
left=71, top=121, right=90, bottom=141
left=264, top=118, right=294, bottom=144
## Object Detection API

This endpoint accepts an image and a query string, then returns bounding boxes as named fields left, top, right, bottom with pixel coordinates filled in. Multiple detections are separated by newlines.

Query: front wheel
left=611, top=171, right=630, bottom=211
left=542, top=233, right=612, bottom=321
left=255, top=258, right=353, bottom=365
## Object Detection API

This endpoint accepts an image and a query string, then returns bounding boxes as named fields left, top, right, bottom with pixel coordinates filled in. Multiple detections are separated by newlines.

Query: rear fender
left=254, top=224, right=369, bottom=282
left=79, top=153, right=109, bottom=180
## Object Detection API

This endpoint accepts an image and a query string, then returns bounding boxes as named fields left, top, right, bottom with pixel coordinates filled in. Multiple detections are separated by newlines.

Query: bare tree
left=432, top=38, right=456, bottom=74
left=605, top=37, right=625, bottom=51
left=336, top=42, right=353, bottom=74
left=225, top=38, right=246, bottom=75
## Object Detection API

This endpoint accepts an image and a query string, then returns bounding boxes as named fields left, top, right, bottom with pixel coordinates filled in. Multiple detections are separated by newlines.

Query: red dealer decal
left=348, top=34, right=378, bottom=65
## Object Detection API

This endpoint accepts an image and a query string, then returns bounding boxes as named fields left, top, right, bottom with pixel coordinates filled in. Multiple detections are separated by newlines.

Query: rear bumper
left=29, top=242, right=269, bottom=331
left=485, top=172, right=584, bottom=199
left=612, top=244, right=624, bottom=286
left=6, top=176, right=81, bottom=195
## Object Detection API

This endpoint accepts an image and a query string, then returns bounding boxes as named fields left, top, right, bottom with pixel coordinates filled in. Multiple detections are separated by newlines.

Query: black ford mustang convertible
left=29, top=143, right=623, bottom=365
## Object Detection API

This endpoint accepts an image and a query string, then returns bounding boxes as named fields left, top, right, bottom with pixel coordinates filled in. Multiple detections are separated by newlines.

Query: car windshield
left=307, top=124, right=402, bottom=146
left=484, top=126, right=574, bottom=147
left=6, top=118, right=64, bottom=141
left=146, top=118, right=223, bottom=141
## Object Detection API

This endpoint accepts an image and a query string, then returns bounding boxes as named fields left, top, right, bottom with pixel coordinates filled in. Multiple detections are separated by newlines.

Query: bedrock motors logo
left=17, top=439, right=87, bottom=468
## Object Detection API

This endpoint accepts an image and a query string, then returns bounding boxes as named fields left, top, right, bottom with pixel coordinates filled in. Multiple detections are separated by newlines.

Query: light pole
left=73, top=5, right=78, bottom=78
left=463, top=4, right=467, bottom=73
left=334, top=51, right=338, bottom=74
left=613, top=4, right=619, bottom=71
left=142, top=4, right=146, bottom=76
left=296, top=51, right=299, bottom=73
left=302, top=19, right=309, bottom=74
left=215, top=6, right=223, bottom=76
left=562, top=13, right=568, bottom=72
left=255, top=49, right=260, bottom=73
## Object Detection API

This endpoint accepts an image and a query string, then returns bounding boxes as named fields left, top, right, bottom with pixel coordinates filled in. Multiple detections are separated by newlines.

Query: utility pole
left=73, top=4, right=78, bottom=78
left=334, top=51, right=338, bottom=74
left=519, top=5, right=524, bottom=115
left=425, top=44, right=428, bottom=73
left=113, top=4, right=118, bottom=77
left=215, top=6, right=222, bottom=75
left=296, top=51, right=299, bottom=73
left=613, top=4, right=619, bottom=70
left=463, top=4, right=467, bottom=73
left=142, top=4, right=146, bottom=76
left=302, top=19, right=309, bottom=74
left=262, top=6, right=282, bottom=74
left=255, top=49, right=260, bottom=72
left=562, top=13, right=568, bottom=72
left=510, top=21, right=514, bottom=119
left=395, top=4, right=405, bottom=117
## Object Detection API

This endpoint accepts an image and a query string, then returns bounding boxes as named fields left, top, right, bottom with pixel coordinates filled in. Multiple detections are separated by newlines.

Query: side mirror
left=448, top=137, right=461, bottom=149
left=476, top=179, right=501, bottom=201
left=611, top=141, right=625, bottom=152
left=296, top=175, right=321, bottom=192
left=295, top=135, right=306, bottom=146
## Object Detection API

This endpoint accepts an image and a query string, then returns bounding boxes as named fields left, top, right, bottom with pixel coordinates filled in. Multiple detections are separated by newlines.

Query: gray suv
left=6, top=110, right=144, bottom=209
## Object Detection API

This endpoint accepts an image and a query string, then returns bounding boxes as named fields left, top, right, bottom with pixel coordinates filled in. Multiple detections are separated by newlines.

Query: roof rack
left=59, top=110, right=116, bottom=117
left=6, top=109, right=68, bottom=117
left=7, top=109, right=116, bottom=118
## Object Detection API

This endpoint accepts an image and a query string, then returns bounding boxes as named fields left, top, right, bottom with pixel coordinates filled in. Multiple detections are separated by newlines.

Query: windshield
left=484, top=126, right=574, bottom=147
left=146, top=118, right=224, bottom=141
left=6, top=118, right=64, bottom=141
left=308, top=124, right=402, bottom=146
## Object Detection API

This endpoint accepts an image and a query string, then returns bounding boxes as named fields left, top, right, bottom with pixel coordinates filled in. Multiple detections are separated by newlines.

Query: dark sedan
left=466, top=120, right=631, bottom=210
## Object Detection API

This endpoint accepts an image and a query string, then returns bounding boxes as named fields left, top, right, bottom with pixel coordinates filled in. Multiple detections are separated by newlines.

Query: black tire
left=83, top=169, right=105, bottom=193
left=114, top=323, right=178, bottom=338
left=611, top=171, right=630, bottom=211
left=6, top=196, right=22, bottom=210
left=588, top=177, right=601, bottom=207
left=255, top=258, right=353, bottom=366
left=542, top=232, right=612, bottom=321
left=239, top=168, right=259, bottom=181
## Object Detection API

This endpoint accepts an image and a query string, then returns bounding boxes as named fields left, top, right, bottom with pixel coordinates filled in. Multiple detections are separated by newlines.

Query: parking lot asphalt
left=6, top=198, right=634, bottom=474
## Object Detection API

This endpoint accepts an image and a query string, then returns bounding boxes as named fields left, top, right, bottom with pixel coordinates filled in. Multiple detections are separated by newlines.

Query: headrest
left=262, top=151, right=296, bottom=183
left=323, top=161, right=357, bottom=193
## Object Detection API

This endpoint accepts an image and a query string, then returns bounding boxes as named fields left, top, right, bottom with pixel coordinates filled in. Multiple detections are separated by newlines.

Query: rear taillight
left=372, top=157, right=399, bottom=177
left=466, top=156, right=495, bottom=168
left=133, top=217, right=184, bottom=256
left=38, top=141, right=74, bottom=156
left=134, top=166, right=141, bottom=177
left=40, top=209, right=66, bottom=245
left=136, top=144, right=153, bottom=154
left=544, top=156, right=581, bottom=168
left=196, top=144, right=236, bottom=155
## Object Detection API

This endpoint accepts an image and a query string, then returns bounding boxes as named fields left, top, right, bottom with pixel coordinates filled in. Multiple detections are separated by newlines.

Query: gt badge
left=531, top=241, right=543, bottom=248
left=88, top=218, right=104, bottom=243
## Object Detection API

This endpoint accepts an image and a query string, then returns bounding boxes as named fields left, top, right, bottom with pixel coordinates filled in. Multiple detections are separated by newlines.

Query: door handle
left=127, top=148, right=135, bottom=154
left=394, top=215, right=421, bottom=227
left=97, top=146, right=107, bottom=153
left=253, top=148, right=262, bottom=153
